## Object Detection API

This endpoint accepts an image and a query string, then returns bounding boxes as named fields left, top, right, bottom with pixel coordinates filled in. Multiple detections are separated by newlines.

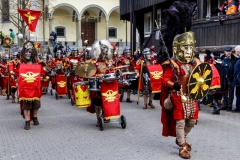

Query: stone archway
left=79, top=5, right=108, bottom=47
left=49, top=3, right=80, bottom=47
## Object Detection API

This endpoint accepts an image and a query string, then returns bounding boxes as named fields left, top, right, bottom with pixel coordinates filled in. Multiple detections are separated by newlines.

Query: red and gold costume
left=17, top=41, right=45, bottom=130
left=161, top=31, right=201, bottom=159
left=137, top=48, right=163, bottom=109
left=52, top=57, right=68, bottom=97
left=117, top=50, right=137, bottom=103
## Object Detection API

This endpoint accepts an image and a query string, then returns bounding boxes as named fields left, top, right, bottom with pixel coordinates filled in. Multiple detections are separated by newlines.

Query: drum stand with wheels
left=97, top=114, right=127, bottom=131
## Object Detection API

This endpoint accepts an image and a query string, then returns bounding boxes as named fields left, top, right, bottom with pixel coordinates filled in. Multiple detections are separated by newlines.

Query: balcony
left=191, top=13, right=240, bottom=52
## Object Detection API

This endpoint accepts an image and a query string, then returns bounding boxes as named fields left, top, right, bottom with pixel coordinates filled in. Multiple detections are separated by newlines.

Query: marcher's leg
left=11, top=88, right=16, bottom=103
left=176, top=119, right=191, bottom=159
left=221, top=91, right=228, bottom=110
left=2, top=88, right=6, bottom=96
left=0, top=87, right=2, bottom=95
left=120, top=89, right=124, bottom=102
left=95, top=105, right=101, bottom=127
left=33, top=109, right=39, bottom=125
left=126, top=89, right=132, bottom=103
left=148, top=93, right=155, bottom=109
left=143, top=90, right=148, bottom=109
left=184, top=119, right=196, bottom=137
left=227, top=85, right=234, bottom=111
left=24, top=110, right=30, bottom=130
left=176, top=119, right=186, bottom=145
left=212, top=94, right=220, bottom=114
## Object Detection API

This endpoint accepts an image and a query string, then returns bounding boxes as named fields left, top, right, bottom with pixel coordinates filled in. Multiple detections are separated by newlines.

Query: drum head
left=74, top=81, right=88, bottom=86
left=102, top=73, right=118, bottom=82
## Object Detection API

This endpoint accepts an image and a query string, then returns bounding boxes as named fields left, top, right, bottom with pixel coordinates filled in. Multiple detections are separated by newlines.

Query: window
left=147, top=16, right=151, bottom=32
left=157, top=9, right=161, bottom=28
left=108, top=27, right=117, bottom=38
left=55, top=27, right=65, bottom=38
left=1, top=0, right=10, bottom=22
left=144, top=12, right=151, bottom=37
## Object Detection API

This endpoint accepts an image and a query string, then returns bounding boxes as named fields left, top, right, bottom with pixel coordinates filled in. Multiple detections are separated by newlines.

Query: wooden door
left=81, top=22, right=95, bottom=46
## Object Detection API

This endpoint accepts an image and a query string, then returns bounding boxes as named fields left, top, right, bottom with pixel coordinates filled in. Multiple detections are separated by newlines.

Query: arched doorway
left=81, top=11, right=97, bottom=46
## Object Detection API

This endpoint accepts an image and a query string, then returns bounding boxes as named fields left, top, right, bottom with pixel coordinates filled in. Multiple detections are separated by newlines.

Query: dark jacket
left=214, top=63, right=228, bottom=93
left=50, top=32, right=57, bottom=40
left=232, top=57, right=240, bottom=87
left=221, top=53, right=236, bottom=82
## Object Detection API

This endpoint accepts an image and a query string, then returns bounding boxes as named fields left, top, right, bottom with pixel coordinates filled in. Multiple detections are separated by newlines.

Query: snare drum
left=102, top=73, right=118, bottom=82
left=73, top=81, right=91, bottom=108
left=88, top=77, right=100, bottom=91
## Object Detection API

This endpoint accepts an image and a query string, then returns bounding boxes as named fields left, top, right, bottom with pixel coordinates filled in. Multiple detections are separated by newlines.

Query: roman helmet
left=20, top=41, right=38, bottom=62
left=3, top=54, right=9, bottom=62
left=71, top=48, right=78, bottom=58
left=123, top=46, right=131, bottom=58
left=56, top=50, right=62, bottom=59
left=41, top=55, right=47, bottom=63
left=143, top=48, right=151, bottom=60
left=173, top=31, right=196, bottom=63
left=13, top=52, right=18, bottom=59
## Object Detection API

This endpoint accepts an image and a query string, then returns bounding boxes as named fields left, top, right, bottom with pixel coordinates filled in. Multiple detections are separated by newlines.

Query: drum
left=118, top=72, right=136, bottom=87
left=102, top=73, right=118, bottom=82
left=73, top=81, right=91, bottom=108
left=88, top=77, right=100, bottom=91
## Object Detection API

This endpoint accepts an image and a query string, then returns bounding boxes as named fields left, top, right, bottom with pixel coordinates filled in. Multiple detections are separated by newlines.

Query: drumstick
left=136, top=60, right=144, bottom=105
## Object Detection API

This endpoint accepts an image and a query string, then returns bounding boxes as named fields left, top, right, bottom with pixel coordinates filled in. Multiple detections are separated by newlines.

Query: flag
left=18, top=9, right=42, bottom=32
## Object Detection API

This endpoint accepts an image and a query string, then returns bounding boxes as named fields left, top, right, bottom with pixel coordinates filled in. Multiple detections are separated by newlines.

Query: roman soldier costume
left=53, top=50, right=68, bottom=98
left=117, top=47, right=136, bottom=103
left=17, top=41, right=44, bottom=130
left=138, top=48, right=163, bottom=109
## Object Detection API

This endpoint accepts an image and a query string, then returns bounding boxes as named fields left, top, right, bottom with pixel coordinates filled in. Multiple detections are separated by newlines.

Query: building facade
left=120, top=0, right=240, bottom=54
left=0, top=0, right=130, bottom=49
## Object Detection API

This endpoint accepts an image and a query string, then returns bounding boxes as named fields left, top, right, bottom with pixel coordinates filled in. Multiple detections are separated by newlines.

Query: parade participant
left=220, top=46, right=236, bottom=111
left=118, top=46, right=135, bottom=103
left=52, top=50, right=68, bottom=98
left=141, top=48, right=159, bottom=109
left=17, top=41, right=44, bottom=130
left=9, top=52, right=20, bottom=103
left=41, top=55, right=51, bottom=93
left=2, top=54, right=10, bottom=99
left=161, top=31, right=199, bottom=159
left=0, top=53, right=5, bottom=95
left=150, top=45, right=157, bottom=57
left=88, top=39, right=120, bottom=127
left=211, top=51, right=228, bottom=114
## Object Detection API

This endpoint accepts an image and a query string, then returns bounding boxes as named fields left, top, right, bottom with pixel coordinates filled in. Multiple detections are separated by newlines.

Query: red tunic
left=162, top=66, right=198, bottom=120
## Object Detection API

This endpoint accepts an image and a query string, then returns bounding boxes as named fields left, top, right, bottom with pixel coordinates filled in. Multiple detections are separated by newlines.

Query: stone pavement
left=0, top=92, right=240, bottom=160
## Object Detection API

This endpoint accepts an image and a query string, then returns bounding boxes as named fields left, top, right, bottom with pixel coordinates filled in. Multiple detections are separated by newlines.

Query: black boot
left=212, top=106, right=220, bottom=115
left=33, top=117, right=39, bottom=125
left=120, top=95, right=123, bottom=102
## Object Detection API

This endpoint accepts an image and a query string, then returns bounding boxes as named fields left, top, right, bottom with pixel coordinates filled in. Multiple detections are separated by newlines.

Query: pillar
left=77, top=19, right=82, bottom=49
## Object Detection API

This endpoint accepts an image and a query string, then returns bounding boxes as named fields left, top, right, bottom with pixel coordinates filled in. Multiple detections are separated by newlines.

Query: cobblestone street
left=0, top=91, right=240, bottom=160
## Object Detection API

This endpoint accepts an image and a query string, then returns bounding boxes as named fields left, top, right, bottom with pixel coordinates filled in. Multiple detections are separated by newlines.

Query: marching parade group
left=0, top=1, right=233, bottom=159
left=0, top=30, right=221, bottom=159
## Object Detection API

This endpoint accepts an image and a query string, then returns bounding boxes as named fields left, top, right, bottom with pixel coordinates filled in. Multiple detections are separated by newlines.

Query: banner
left=142, top=64, right=163, bottom=93
left=56, top=74, right=67, bottom=96
left=101, top=80, right=120, bottom=120
left=18, top=64, right=42, bottom=101
left=18, top=9, right=42, bottom=32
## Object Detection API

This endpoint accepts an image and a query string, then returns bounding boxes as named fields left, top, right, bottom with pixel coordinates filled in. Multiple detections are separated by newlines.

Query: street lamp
left=30, top=33, right=34, bottom=41
left=18, top=33, right=23, bottom=48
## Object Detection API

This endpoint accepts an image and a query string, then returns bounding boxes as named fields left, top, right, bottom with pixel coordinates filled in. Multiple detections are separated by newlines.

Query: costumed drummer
left=161, top=32, right=199, bottom=159
left=118, top=47, right=136, bottom=103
